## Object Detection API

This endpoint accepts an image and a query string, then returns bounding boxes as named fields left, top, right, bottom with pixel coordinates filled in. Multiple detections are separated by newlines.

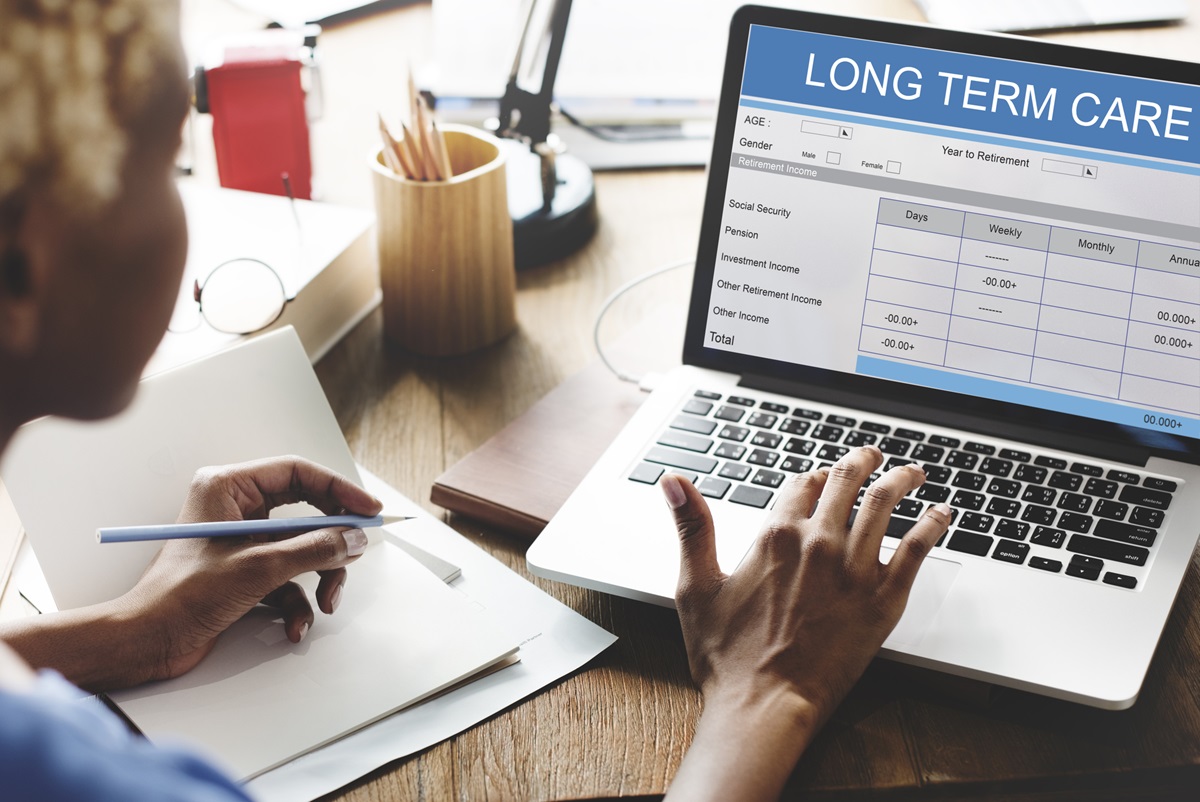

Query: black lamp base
left=500, top=139, right=598, bottom=269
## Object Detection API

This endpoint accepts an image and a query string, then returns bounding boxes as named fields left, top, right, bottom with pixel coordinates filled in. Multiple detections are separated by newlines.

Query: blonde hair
left=0, top=0, right=182, bottom=217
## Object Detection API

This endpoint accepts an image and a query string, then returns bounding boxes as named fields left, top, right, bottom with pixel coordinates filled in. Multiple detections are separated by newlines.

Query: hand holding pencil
left=379, top=71, right=454, bottom=181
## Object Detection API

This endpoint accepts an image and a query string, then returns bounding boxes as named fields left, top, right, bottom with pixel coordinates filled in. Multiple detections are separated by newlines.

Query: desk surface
left=7, top=1, right=1200, bottom=799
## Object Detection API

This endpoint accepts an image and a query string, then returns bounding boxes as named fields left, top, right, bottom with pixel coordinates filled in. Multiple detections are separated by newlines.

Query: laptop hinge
left=740, top=373, right=1152, bottom=467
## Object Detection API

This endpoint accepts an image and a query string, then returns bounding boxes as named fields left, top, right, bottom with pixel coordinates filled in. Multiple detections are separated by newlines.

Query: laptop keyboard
left=628, top=388, right=1183, bottom=591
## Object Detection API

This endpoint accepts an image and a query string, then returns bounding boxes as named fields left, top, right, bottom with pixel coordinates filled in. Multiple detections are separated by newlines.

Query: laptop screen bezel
left=682, top=4, right=1200, bottom=462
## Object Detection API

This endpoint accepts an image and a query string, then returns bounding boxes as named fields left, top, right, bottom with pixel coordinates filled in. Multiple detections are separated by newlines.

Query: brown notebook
left=431, top=358, right=647, bottom=538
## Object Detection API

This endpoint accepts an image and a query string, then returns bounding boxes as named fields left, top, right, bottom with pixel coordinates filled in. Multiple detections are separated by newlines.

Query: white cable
left=593, top=257, right=694, bottom=386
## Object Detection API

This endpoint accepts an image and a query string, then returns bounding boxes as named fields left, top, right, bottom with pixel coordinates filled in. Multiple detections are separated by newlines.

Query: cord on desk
left=557, top=105, right=692, bottom=143
left=593, top=258, right=694, bottom=391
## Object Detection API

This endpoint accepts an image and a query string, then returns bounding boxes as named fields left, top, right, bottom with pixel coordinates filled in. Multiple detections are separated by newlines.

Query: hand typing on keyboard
left=660, top=446, right=952, bottom=802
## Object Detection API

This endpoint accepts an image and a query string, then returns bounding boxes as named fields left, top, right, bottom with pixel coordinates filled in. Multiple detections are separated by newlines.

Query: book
left=145, top=183, right=379, bottom=376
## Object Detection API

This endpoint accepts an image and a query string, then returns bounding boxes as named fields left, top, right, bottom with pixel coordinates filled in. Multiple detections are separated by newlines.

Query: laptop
left=527, top=5, right=1200, bottom=709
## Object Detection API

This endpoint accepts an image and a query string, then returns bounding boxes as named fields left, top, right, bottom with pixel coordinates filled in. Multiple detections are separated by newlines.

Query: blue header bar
left=743, top=26, right=1199, bottom=164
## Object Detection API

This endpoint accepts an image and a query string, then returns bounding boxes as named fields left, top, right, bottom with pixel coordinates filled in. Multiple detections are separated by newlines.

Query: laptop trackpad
left=880, top=550, right=961, bottom=650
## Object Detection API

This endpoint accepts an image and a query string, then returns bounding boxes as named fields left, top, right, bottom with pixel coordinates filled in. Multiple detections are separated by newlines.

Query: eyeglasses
left=168, top=258, right=292, bottom=335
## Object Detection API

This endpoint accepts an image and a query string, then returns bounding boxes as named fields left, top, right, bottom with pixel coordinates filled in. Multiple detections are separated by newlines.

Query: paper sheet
left=244, top=467, right=618, bottom=801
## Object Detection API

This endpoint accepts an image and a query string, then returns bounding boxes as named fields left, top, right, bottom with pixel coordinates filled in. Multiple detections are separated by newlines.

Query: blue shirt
left=0, top=670, right=251, bottom=802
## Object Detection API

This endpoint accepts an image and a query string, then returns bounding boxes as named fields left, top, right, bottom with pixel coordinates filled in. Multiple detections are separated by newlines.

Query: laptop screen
left=687, top=7, right=1200, bottom=458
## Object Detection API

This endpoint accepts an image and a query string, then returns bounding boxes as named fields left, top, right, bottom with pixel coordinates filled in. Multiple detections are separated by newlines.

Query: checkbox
left=827, top=151, right=841, bottom=165
left=887, top=161, right=901, bottom=174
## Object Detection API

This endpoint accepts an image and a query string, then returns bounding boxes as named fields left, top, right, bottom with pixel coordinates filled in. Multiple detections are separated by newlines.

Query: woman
left=0, top=2, right=950, bottom=800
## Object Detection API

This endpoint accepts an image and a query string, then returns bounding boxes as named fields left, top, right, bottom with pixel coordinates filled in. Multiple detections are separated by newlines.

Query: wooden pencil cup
left=371, top=125, right=517, bottom=356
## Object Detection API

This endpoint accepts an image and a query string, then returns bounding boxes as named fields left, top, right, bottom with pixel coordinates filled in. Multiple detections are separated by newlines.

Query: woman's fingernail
left=908, top=462, right=926, bottom=474
left=933, top=502, right=952, bottom=517
left=298, top=622, right=309, bottom=641
left=331, top=583, right=343, bottom=613
left=660, top=474, right=687, bottom=509
left=342, top=528, right=368, bottom=556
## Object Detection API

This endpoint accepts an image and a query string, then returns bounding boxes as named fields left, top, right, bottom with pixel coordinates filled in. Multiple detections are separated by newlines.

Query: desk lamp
left=493, top=0, right=598, bottom=267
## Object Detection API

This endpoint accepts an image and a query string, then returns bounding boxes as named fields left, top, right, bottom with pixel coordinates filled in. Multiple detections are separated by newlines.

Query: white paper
left=112, top=540, right=521, bottom=781
left=244, top=466, right=618, bottom=802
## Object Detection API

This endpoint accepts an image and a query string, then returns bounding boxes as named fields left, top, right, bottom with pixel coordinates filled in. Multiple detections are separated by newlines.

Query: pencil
left=377, top=113, right=405, bottom=175
left=430, top=119, right=454, bottom=180
left=400, top=121, right=428, bottom=181
left=415, top=95, right=442, bottom=180
left=97, top=514, right=415, bottom=544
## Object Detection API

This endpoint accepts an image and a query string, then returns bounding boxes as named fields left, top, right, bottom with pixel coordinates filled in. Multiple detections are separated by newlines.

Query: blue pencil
left=96, top=514, right=414, bottom=544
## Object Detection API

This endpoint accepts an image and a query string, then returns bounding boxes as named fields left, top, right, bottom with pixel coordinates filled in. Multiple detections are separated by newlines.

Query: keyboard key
left=1119, top=485, right=1173, bottom=511
left=1070, top=461, right=1103, bottom=477
left=947, top=530, right=994, bottom=556
left=883, top=457, right=911, bottom=472
left=945, top=451, right=978, bottom=470
left=1031, top=526, right=1065, bottom=548
left=681, top=399, right=713, bottom=416
left=893, top=427, right=926, bottom=441
left=812, top=425, right=844, bottom=442
left=792, top=407, right=822, bottom=420
left=1021, top=505, right=1056, bottom=525
left=751, top=431, right=783, bottom=449
left=951, top=490, right=985, bottom=511
left=1107, top=470, right=1140, bottom=484
left=1094, top=519, right=1157, bottom=547
left=1066, top=561, right=1102, bottom=581
left=715, top=406, right=745, bottom=422
left=817, top=444, right=849, bottom=461
left=986, top=478, right=1020, bottom=498
left=1029, top=556, right=1062, bottom=573
left=827, top=414, right=856, bottom=427
left=1093, top=499, right=1128, bottom=521
left=959, top=512, right=994, bottom=533
left=783, top=438, right=816, bottom=455
left=916, top=484, right=951, bottom=502
left=1014, top=464, right=1048, bottom=484
left=780, top=418, right=811, bottom=436
left=979, top=458, right=1013, bottom=477
left=719, top=462, right=753, bottom=481
left=1130, top=506, right=1164, bottom=528
left=760, top=401, right=789, bottom=414
left=1057, top=511, right=1093, bottom=533
left=1143, top=477, right=1178, bottom=492
left=715, top=443, right=746, bottom=460
left=1070, top=554, right=1102, bottom=570
left=747, top=449, right=780, bottom=467
left=951, top=471, right=986, bottom=491
left=986, top=498, right=1020, bottom=518
left=1048, top=471, right=1082, bottom=491
left=1067, top=535, right=1149, bottom=566
left=878, top=437, right=911, bottom=456
left=694, top=390, right=722, bottom=400
left=992, top=539, right=1029, bottom=564
left=995, top=519, right=1029, bottom=540
left=671, top=414, right=717, bottom=435
left=911, top=444, right=945, bottom=462
left=698, top=477, right=731, bottom=499
left=667, top=470, right=699, bottom=484
left=628, top=463, right=664, bottom=484
left=1056, top=492, right=1091, bottom=513
left=1035, top=455, right=1067, bottom=470
left=843, top=430, right=878, bottom=447
left=929, top=434, right=960, bottom=448
left=729, top=485, right=773, bottom=508
left=645, top=447, right=718, bottom=474
left=747, top=412, right=779, bottom=429
left=894, top=498, right=923, bottom=518
left=924, top=465, right=952, bottom=484
left=999, top=448, right=1031, bottom=462
left=860, top=421, right=890, bottom=434
left=1103, top=572, right=1138, bottom=589
left=657, top=431, right=714, bottom=454
left=718, top=425, right=750, bottom=442
left=780, top=456, right=813, bottom=473
left=727, top=395, right=756, bottom=407
left=964, top=441, right=996, bottom=455
left=752, top=469, right=785, bottom=488
left=1083, top=478, right=1117, bottom=499
left=1022, top=486, right=1056, bottom=505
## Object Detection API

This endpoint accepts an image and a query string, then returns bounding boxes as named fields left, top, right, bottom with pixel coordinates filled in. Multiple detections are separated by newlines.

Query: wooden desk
left=5, top=1, right=1200, bottom=799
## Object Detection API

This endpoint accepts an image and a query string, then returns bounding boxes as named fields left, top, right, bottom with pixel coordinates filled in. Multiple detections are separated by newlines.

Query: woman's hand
left=0, top=456, right=382, bottom=691
left=662, top=445, right=952, bottom=802
left=123, top=456, right=384, bottom=682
